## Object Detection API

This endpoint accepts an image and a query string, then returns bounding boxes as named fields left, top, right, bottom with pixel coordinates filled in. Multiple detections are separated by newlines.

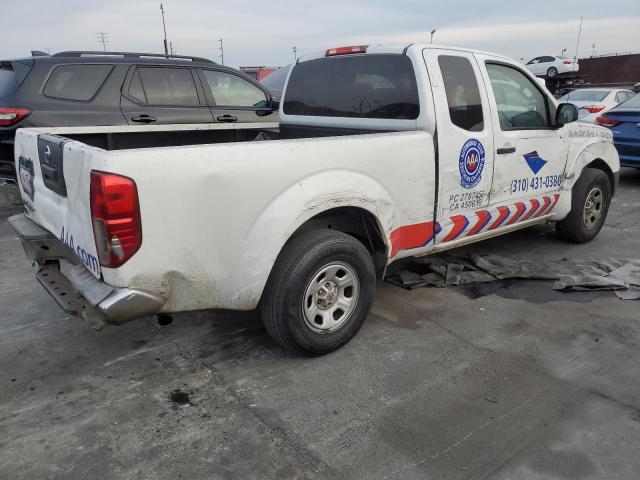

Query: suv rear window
left=43, top=64, right=113, bottom=101
left=283, top=54, right=419, bottom=119
left=134, top=67, right=200, bottom=106
left=0, top=67, right=17, bottom=98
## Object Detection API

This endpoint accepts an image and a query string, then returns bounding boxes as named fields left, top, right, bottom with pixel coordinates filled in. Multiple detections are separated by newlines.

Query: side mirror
left=555, top=102, right=578, bottom=127
left=270, top=98, right=280, bottom=111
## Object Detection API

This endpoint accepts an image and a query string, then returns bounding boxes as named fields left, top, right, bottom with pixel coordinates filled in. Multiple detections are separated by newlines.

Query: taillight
left=563, top=60, right=572, bottom=64
left=90, top=171, right=142, bottom=268
left=0, top=107, right=31, bottom=127
left=595, top=116, right=621, bottom=127
left=325, top=45, right=368, bottom=56
left=584, top=105, right=606, bottom=113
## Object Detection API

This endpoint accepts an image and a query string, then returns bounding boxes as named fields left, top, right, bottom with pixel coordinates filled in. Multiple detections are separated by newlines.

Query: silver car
left=558, top=88, right=635, bottom=123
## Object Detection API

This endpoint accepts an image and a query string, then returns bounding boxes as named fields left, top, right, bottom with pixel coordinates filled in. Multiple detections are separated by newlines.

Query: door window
left=486, top=63, right=550, bottom=130
left=527, top=58, right=539, bottom=65
left=134, top=67, right=200, bottom=106
left=202, top=70, right=268, bottom=107
left=43, top=64, right=113, bottom=101
left=540, top=56, right=556, bottom=63
left=438, top=55, right=484, bottom=132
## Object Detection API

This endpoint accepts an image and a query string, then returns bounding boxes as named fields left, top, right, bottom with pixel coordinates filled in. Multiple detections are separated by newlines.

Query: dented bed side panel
left=96, top=131, right=437, bottom=311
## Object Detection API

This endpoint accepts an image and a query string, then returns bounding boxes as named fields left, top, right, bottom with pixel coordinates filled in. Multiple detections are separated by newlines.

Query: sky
left=1, top=0, right=639, bottom=67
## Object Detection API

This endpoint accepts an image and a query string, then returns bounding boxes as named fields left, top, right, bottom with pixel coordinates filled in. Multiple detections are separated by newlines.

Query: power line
left=97, top=32, right=108, bottom=52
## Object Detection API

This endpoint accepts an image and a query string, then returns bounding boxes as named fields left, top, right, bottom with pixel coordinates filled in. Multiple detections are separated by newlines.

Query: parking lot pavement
left=1, top=169, right=639, bottom=480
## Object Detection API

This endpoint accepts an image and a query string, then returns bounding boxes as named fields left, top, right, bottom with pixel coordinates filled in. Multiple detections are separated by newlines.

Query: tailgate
left=14, top=128, right=102, bottom=278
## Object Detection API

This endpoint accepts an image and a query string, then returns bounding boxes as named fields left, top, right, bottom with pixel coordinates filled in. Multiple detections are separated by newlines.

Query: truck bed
left=28, top=122, right=395, bottom=151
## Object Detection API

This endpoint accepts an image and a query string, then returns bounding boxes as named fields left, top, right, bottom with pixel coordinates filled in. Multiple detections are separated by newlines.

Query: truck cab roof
left=297, top=43, right=514, bottom=63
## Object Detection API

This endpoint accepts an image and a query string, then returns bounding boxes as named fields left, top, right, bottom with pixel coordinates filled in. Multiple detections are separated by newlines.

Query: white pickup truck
left=11, top=44, right=619, bottom=354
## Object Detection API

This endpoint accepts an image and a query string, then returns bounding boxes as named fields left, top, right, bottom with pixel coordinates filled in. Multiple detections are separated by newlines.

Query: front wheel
left=260, top=229, right=376, bottom=355
left=547, top=67, right=558, bottom=78
left=556, top=168, right=611, bottom=243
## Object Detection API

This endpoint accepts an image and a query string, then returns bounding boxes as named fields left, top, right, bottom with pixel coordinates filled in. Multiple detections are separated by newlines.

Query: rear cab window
left=43, top=64, right=113, bottom=101
left=283, top=54, right=419, bottom=120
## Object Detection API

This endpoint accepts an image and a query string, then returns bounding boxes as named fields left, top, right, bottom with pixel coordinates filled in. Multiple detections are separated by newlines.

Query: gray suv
left=0, top=51, right=278, bottom=180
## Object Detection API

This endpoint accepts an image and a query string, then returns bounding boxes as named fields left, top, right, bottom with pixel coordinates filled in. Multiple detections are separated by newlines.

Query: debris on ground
left=386, top=253, right=640, bottom=300
left=0, top=181, right=23, bottom=216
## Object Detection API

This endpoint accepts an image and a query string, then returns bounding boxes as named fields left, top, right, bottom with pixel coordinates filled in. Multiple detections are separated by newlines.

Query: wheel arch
left=584, top=158, right=617, bottom=195
left=245, top=170, right=396, bottom=309
left=288, top=206, right=389, bottom=279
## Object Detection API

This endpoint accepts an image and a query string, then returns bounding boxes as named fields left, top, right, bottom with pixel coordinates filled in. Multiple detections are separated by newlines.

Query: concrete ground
left=1, top=169, right=639, bottom=480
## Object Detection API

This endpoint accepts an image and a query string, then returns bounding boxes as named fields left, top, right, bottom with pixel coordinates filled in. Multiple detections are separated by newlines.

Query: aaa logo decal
left=523, top=151, right=547, bottom=174
left=459, top=139, right=485, bottom=189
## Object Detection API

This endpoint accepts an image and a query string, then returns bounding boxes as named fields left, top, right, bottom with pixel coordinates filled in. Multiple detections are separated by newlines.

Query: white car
left=525, top=56, right=578, bottom=78
left=559, top=88, right=635, bottom=123
left=10, top=44, right=619, bottom=354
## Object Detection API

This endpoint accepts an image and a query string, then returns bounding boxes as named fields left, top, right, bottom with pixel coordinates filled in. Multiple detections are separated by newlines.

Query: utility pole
left=170, top=42, right=175, bottom=56
left=561, top=47, right=567, bottom=57
left=292, top=46, right=297, bottom=60
left=160, top=3, right=169, bottom=55
left=430, top=29, right=436, bottom=44
left=97, top=32, right=108, bottom=52
left=218, top=38, right=224, bottom=65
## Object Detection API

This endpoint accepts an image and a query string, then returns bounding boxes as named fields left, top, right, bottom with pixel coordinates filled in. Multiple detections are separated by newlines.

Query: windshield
left=560, top=90, right=609, bottom=102
left=260, top=65, right=290, bottom=95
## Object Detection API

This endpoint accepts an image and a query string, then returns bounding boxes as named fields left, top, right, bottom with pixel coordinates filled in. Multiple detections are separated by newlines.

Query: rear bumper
left=8, top=213, right=165, bottom=327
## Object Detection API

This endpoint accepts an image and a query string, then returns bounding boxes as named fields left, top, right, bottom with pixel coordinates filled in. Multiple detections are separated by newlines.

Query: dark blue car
left=596, top=93, right=640, bottom=168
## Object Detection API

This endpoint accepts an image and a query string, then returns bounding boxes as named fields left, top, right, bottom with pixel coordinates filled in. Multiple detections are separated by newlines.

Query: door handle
left=497, top=147, right=516, bottom=154
left=216, top=115, right=238, bottom=123
left=131, top=114, right=157, bottom=123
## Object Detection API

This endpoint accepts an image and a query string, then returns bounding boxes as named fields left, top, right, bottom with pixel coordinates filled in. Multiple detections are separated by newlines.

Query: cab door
left=422, top=49, right=495, bottom=246
left=477, top=58, right=568, bottom=222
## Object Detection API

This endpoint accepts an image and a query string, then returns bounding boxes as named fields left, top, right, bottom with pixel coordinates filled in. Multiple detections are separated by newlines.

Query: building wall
left=579, top=54, right=640, bottom=87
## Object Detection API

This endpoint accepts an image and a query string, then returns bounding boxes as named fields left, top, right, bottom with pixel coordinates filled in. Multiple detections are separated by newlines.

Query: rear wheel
left=556, top=168, right=611, bottom=243
left=547, top=66, right=558, bottom=78
left=260, top=229, right=375, bottom=355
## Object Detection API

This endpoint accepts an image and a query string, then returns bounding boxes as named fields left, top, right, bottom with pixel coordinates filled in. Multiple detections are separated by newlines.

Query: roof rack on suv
left=51, top=51, right=216, bottom=64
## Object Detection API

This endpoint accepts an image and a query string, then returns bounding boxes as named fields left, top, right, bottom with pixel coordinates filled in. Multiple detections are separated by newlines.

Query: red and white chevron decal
left=436, top=193, right=560, bottom=244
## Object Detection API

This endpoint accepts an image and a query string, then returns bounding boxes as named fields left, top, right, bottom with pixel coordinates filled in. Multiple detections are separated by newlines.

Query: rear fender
left=241, top=170, right=395, bottom=305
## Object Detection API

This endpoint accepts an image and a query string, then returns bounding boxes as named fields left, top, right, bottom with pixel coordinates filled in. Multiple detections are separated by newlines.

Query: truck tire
left=547, top=66, right=558, bottom=78
left=260, top=229, right=376, bottom=355
left=556, top=168, right=611, bottom=243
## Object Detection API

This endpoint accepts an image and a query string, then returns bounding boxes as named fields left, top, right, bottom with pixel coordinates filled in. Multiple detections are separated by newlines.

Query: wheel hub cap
left=302, top=262, right=360, bottom=333
left=583, top=186, right=603, bottom=229
left=316, top=281, right=339, bottom=309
